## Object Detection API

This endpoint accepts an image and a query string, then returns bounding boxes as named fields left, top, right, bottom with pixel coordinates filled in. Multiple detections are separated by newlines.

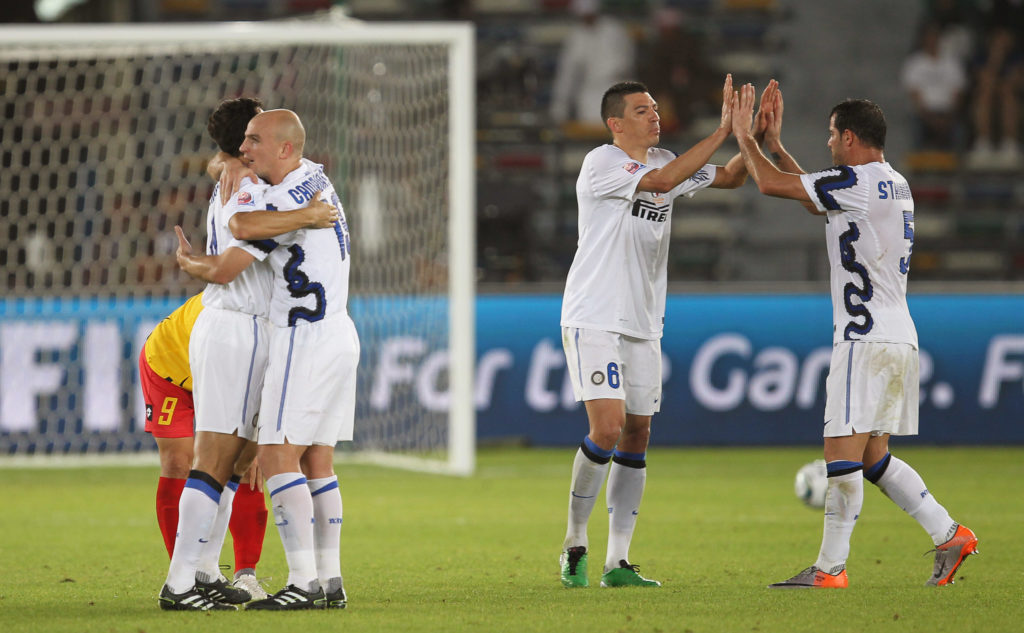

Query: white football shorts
left=258, top=312, right=360, bottom=447
left=823, top=341, right=919, bottom=438
left=189, top=307, right=269, bottom=440
left=561, top=326, right=662, bottom=416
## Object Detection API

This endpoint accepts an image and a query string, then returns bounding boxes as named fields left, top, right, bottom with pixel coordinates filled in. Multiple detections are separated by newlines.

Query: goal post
left=0, top=20, right=476, bottom=475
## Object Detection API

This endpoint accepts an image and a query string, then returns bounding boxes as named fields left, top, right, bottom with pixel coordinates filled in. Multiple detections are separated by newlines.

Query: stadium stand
left=5, top=0, right=1023, bottom=288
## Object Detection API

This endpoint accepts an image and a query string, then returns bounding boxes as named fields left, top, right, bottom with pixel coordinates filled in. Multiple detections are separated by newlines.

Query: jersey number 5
left=899, top=210, right=914, bottom=274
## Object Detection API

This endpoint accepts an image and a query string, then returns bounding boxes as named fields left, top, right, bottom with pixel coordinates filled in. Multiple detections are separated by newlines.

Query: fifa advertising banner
left=0, top=294, right=1022, bottom=452
left=474, top=294, right=1024, bottom=445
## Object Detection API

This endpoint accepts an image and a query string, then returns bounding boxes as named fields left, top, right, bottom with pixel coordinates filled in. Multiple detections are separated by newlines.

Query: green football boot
left=559, top=546, right=588, bottom=588
left=600, top=560, right=661, bottom=587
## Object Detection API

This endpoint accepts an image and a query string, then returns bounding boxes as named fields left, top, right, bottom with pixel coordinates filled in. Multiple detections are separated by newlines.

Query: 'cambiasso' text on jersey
left=230, top=159, right=352, bottom=328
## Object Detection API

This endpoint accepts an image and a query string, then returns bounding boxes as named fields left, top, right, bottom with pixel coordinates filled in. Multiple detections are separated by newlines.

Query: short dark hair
left=207, top=97, right=263, bottom=156
left=600, top=81, right=649, bottom=124
left=829, top=99, right=886, bottom=149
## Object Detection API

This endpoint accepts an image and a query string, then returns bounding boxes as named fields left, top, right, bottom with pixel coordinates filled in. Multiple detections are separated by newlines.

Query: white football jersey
left=230, top=159, right=352, bottom=328
left=799, top=161, right=918, bottom=347
left=201, top=178, right=273, bottom=318
left=561, top=144, right=717, bottom=339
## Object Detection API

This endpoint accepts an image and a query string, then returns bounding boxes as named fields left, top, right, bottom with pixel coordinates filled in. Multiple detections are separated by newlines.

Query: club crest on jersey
left=145, top=404, right=153, bottom=421
left=623, top=161, right=644, bottom=175
left=591, top=371, right=605, bottom=385
left=237, top=191, right=254, bottom=206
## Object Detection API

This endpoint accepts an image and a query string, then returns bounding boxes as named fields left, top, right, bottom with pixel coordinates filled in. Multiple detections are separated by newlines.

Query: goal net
left=0, top=19, right=476, bottom=475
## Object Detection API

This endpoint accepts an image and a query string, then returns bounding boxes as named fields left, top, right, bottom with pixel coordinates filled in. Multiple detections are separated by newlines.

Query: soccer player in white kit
left=730, top=83, right=978, bottom=588
left=163, top=99, right=340, bottom=611
left=559, top=76, right=755, bottom=588
left=224, top=109, right=358, bottom=611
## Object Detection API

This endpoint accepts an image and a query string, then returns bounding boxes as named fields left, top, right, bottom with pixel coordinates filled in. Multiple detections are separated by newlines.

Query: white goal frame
left=0, top=20, right=476, bottom=476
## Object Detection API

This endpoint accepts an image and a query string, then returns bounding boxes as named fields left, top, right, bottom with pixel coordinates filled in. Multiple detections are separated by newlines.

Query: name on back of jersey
left=877, top=179, right=911, bottom=200
left=287, top=170, right=332, bottom=205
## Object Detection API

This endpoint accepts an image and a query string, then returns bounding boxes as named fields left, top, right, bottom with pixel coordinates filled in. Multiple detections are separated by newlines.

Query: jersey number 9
left=158, top=397, right=178, bottom=425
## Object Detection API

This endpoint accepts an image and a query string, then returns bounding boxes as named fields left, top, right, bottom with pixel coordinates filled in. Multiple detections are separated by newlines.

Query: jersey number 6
left=607, top=362, right=620, bottom=389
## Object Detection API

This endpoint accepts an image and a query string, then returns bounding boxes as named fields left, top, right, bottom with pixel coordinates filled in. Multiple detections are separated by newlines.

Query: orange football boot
left=927, top=524, right=979, bottom=586
left=768, top=566, right=848, bottom=589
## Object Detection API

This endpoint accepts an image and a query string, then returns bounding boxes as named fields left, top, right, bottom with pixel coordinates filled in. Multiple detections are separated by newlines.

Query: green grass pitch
left=1, top=446, right=1020, bottom=633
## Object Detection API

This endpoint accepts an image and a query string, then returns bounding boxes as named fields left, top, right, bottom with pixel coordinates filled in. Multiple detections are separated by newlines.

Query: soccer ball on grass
left=793, top=459, right=827, bottom=508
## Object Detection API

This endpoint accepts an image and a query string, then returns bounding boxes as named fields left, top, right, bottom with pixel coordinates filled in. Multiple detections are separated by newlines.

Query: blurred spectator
left=901, top=21, right=967, bottom=150
left=924, top=0, right=976, bottom=62
left=638, top=7, right=715, bottom=135
left=549, top=0, right=636, bottom=128
left=966, top=0, right=1024, bottom=168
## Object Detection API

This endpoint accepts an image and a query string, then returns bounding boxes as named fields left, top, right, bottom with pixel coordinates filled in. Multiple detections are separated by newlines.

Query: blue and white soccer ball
left=794, top=459, right=828, bottom=508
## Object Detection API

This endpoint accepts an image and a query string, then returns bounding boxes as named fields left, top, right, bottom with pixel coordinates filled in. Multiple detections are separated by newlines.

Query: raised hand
left=174, top=225, right=193, bottom=267
left=764, top=85, right=784, bottom=150
left=306, top=195, right=341, bottom=229
left=753, top=79, right=778, bottom=144
left=731, top=83, right=756, bottom=138
left=719, top=74, right=735, bottom=134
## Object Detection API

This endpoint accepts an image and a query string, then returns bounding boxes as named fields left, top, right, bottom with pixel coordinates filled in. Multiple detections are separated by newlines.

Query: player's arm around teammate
left=208, top=152, right=340, bottom=240
left=209, top=139, right=340, bottom=230
left=228, top=196, right=336, bottom=240
left=175, top=228, right=256, bottom=285
left=173, top=191, right=336, bottom=285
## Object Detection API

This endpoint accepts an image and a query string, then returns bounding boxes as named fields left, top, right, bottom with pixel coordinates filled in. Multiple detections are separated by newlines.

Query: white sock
left=873, top=455, right=956, bottom=546
left=814, top=464, right=863, bottom=574
left=604, top=454, right=646, bottom=572
left=165, top=473, right=222, bottom=593
left=307, top=475, right=343, bottom=587
left=267, top=473, right=319, bottom=592
left=562, top=443, right=611, bottom=552
left=195, top=478, right=238, bottom=583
